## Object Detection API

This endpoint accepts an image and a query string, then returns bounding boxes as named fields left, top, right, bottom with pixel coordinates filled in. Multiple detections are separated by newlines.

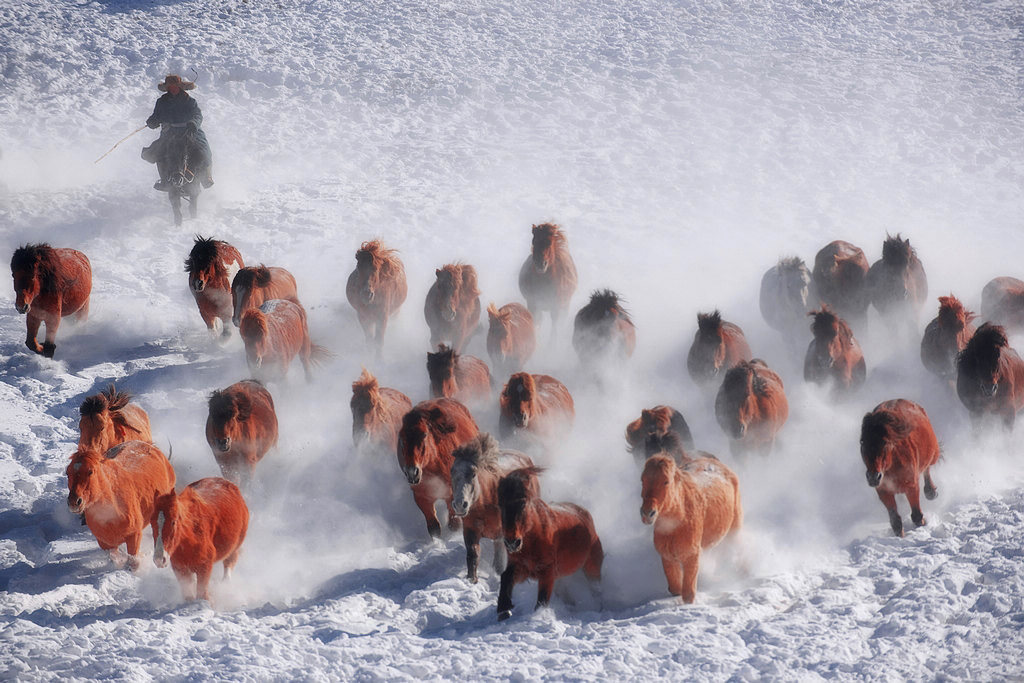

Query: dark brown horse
left=498, top=373, right=575, bottom=446
left=921, top=295, right=977, bottom=383
left=625, top=406, right=695, bottom=463
left=956, top=323, right=1024, bottom=430
left=866, top=234, right=928, bottom=337
left=686, top=311, right=752, bottom=386
left=981, top=277, right=1024, bottom=332
left=759, top=256, right=814, bottom=342
left=812, top=240, right=869, bottom=331
left=11, top=244, right=91, bottom=358
left=239, top=299, right=329, bottom=382
left=518, top=223, right=578, bottom=342
left=345, top=240, right=408, bottom=355
left=572, top=289, right=637, bottom=365
left=397, top=398, right=480, bottom=539
left=715, top=359, right=788, bottom=456
left=424, top=264, right=481, bottom=353
left=496, top=466, right=603, bottom=621
left=79, top=385, right=153, bottom=454
left=350, top=368, right=411, bottom=454
left=184, top=236, right=243, bottom=340
left=804, top=306, right=866, bottom=395
left=486, top=302, right=536, bottom=377
left=450, top=433, right=533, bottom=583
left=205, top=380, right=279, bottom=488
left=426, top=343, right=493, bottom=406
left=860, top=399, right=940, bottom=537
left=231, top=265, right=299, bottom=327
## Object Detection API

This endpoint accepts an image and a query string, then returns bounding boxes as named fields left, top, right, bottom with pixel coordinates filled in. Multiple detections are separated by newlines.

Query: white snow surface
left=3, top=0, right=1024, bottom=679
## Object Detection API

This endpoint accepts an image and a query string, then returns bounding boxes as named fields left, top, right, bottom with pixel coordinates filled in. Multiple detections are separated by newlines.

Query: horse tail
left=309, top=344, right=334, bottom=367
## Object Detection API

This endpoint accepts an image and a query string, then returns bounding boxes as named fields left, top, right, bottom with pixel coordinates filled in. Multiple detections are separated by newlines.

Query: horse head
left=501, top=373, right=536, bottom=429
left=690, top=310, right=728, bottom=381
left=350, top=368, right=382, bottom=443
left=937, top=295, right=975, bottom=336
left=354, top=241, right=392, bottom=305
left=497, top=466, right=544, bottom=553
left=807, top=306, right=845, bottom=372
left=433, top=266, right=464, bottom=322
left=10, top=244, right=57, bottom=314
left=66, top=449, right=104, bottom=514
left=530, top=223, right=561, bottom=273
left=207, top=387, right=252, bottom=454
left=640, top=454, right=679, bottom=524
left=184, top=236, right=224, bottom=293
left=778, top=257, right=812, bottom=306
left=958, top=323, right=1009, bottom=397
left=426, top=344, right=458, bottom=398
left=397, top=405, right=455, bottom=485
left=717, top=361, right=764, bottom=440
left=450, top=433, right=499, bottom=517
left=860, top=409, right=909, bottom=487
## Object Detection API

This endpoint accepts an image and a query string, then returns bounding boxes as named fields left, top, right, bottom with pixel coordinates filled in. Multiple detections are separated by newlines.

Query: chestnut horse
left=956, top=323, right=1024, bottom=430
left=686, top=311, right=752, bottom=386
left=206, top=380, right=279, bottom=487
left=486, top=302, right=536, bottom=376
left=79, top=385, right=153, bottom=454
left=759, top=256, right=814, bottom=342
left=496, top=466, right=603, bottom=620
left=10, top=244, right=91, bottom=358
left=812, top=240, right=869, bottom=331
left=231, top=265, right=299, bottom=327
left=239, top=299, right=329, bottom=382
left=426, top=343, right=493, bottom=406
left=518, top=222, right=578, bottom=342
left=860, top=399, right=940, bottom=537
left=450, top=433, right=534, bottom=582
left=424, top=263, right=481, bottom=353
left=715, top=359, right=788, bottom=456
left=184, top=236, right=243, bottom=339
left=153, top=477, right=249, bottom=601
left=572, top=289, right=637, bottom=365
left=351, top=368, right=412, bottom=454
left=66, top=441, right=175, bottom=571
left=625, top=405, right=695, bottom=463
left=804, top=306, right=866, bottom=395
left=499, top=373, right=575, bottom=445
left=921, top=295, right=976, bottom=383
left=345, top=240, right=408, bottom=355
left=866, top=234, right=928, bottom=337
left=397, top=398, right=479, bottom=539
left=641, top=453, right=742, bottom=603
left=981, top=277, right=1024, bottom=332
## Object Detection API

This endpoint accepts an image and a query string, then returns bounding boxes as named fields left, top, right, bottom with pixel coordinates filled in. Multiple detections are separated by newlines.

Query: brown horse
left=715, top=359, right=788, bottom=456
left=866, top=234, right=928, bottom=337
left=424, top=264, right=481, bottom=353
left=496, top=466, right=603, bottom=620
left=860, top=399, right=940, bottom=537
left=498, top=373, right=575, bottom=445
left=231, top=265, right=299, bottom=327
left=956, top=323, right=1024, bottom=430
left=79, top=385, right=153, bottom=454
left=486, top=302, right=536, bottom=376
left=641, top=454, right=742, bottom=603
left=450, top=433, right=534, bottom=582
left=67, top=441, right=175, bottom=571
left=518, top=222, right=578, bottom=342
left=981, top=277, right=1024, bottom=331
left=686, top=311, right=752, bottom=386
left=812, top=240, right=869, bottom=331
left=345, top=240, right=408, bottom=355
left=184, top=236, right=243, bottom=340
left=804, top=306, right=866, bottom=395
left=572, top=289, right=637, bottom=365
left=153, top=477, right=249, bottom=602
left=397, top=398, right=479, bottom=539
left=625, top=406, right=695, bottom=463
left=921, top=295, right=977, bottom=383
left=760, top=256, right=814, bottom=342
left=10, top=244, right=91, bottom=358
left=205, top=380, right=278, bottom=487
left=426, top=344, right=493, bottom=406
left=350, top=368, right=412, bottom=454
left=239, top=299, right=329, bottom=382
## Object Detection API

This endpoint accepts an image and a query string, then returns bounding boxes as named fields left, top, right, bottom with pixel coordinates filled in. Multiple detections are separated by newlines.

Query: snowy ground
left=2, top=0, right=1024, bottom=679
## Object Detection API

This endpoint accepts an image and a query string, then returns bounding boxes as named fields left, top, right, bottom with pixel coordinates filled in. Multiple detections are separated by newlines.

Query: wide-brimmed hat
left=157, top=74, right=195, bottom=91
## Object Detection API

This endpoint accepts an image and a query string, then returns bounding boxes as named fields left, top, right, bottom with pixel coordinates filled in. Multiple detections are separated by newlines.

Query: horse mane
left=504, top=373, right=536, bottom=400
left=960, top=323, right=1008, bottom=368
left=532, top=222, right=566, bottom=246
left=938, top=295, right=975, bottom=326
left=452, top=432, right=502, bottom=471
left=209, top=386, right=253, bottom=421
left=460, top=264, right=480, bottom=298
left=352, top=367, right=379, bottom=394
left=356, top=240, right=401, bottom=275
left=581, top=289, right=632, bottom=325
left=69, top=448, right=104, bottom=467
left=234, top=265, right=272, bottom=289
left=642, top=452, right=677, bottom=477
left=239, top=309, right=268, bottom=342
left=777, top=255, right=806, bottom=272
left=427, top=344, right=457, bottom=375
left=487, top=302, right=510, bottom=322
left=861, top=409, right=913, bottom=450
left=645, top=430, right=686, bottom=459
left=498, top=465, right=545, bottom=502
left=184, top=235, right=223, bottom=275
left=809, top=306, right=842, bottom=338
left=696, top=310, right=723, bottom=334
left=881, top=233, right=914, bottom=267
left=11, top=243, right=62, bottom=294
left=722, top=361, right=757, bottom=398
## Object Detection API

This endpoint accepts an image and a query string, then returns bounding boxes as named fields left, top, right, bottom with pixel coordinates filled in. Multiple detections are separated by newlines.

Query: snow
left=3, top=0, right=1024, bottom=679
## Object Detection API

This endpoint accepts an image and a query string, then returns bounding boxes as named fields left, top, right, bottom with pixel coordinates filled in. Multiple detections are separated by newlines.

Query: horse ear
left=435, top=268, right=442, bottom=278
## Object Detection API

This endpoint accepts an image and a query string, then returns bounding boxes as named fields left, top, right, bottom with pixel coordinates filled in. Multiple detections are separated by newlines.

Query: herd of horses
left=9, top=225, right=1024, bottom=616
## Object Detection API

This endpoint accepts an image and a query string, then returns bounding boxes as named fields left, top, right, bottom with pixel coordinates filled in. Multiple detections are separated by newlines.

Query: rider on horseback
left=142, top=74, right=214, bottom=191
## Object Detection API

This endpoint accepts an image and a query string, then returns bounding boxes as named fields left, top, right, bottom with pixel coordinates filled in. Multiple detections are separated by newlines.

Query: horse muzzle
left=15, top=302, right=28, bottom=314
left=641, top=508, right=657, bottom=525
left=442, top=309, right=457, bottom=323
left=154, top=552, right=168, bottom=569
left=362, top=288, right=375, bottom=305
left=514, top=415, right=528, bottom=429
left=865, top=471, right=882, bottom=487
left=216, top=438, right=231, bottom=452
left=452, top=502, right=469, bottom=518
left=504, top=537, right=523, bottom=554
left=983, top=383, right=998, bottom=397
left=405, top=466, right=421, bottom=485
left=192, top=280, right=206, bottom=293
left=67, top=495, right=84, bottom=514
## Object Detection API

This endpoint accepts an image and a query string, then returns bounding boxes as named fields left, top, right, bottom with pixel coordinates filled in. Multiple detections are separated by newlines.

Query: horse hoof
left=924, top=486, right=938, bottom=501
left=497, top=609, right=511, bottom=621
left=41, top=342, right=56, bottom=358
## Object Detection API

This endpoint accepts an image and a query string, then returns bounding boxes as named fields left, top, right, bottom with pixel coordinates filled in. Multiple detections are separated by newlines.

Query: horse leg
left=534, top=570, right=556, bottom=611
left=923, top=469, right=938, bottom=501
left=24, top=314, right=43, bottom=353
left=491, top=538, right=507, bottom=576
left=170, top=191, right=183, bottom=226
left=583, top=537, right=603, bottom=582
left=906, top=485, right=927, bottom=528
left=497, top=562, right=518, bottom=620
left=680, top=552, right=700, bottom=604
left=124, top=531, right=142, bottom=573
left=75, top=296, right=90, bottom=323
left=463, top=527, right=480, bottom=583
left=661, top=556, right=684, bottom=597
left=174, top=568, right=197, bottom=601
left=189, top=187, right=199, bottom=219
left=412, top=488, right=442, bottom=540
left=41, top=314, right=61, bottom=359
left=195, top=564, right=214, bottom=602
left=223, top=547, right=241, bottom=580
left=446, top=498, right=462, bottom=533
left=876, top=490, right=903, bottom=536
left=300, top=335, right=314, bottom=382
left=374, top=314, right=388, bottom=358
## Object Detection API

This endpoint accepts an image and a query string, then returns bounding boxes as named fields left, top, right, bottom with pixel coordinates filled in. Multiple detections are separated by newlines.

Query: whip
left=93, top=124, right=148, bottom=164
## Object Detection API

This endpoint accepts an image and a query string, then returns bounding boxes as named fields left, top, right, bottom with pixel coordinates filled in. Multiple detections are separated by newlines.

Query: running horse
left=812, top=240, right=870, bottom=332
left=10, top=244, right=91, bottom=359
left=803, top=306, right=866, bottom=396
left=866, top=234, right=928, bottom=341
left=147, top=125, right=207, bottom=226
left=345, top=240, right=408, bottom=356
left=686, top=311, right=752, bottom=386
left=424, top=264, right=482, bottom=353
left=184, top=236, right=243, bottom=340
left=920, top=295, right=976, bottom=384
left=956, top=323, right=1024, bottom=431
left=518, top=223, right=578, bottom=343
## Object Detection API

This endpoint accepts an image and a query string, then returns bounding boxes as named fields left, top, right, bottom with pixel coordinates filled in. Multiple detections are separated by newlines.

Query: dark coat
left=143, top=92, right=211, bottom=167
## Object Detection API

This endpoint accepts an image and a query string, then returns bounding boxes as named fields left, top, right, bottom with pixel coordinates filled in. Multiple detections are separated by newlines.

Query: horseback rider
left=141, top=74, right=214, bottom=191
